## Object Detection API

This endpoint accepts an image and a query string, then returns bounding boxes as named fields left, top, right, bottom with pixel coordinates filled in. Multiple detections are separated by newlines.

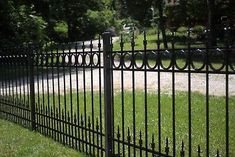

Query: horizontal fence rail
left=0, top=27, right=235, bottom=157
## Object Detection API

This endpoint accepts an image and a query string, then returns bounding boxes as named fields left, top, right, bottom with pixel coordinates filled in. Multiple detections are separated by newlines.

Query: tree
left=155, top=0, right=168, bottom=48
left=207, top=0, right=216, bottom=46
left=117, top=0, right=153, bottom=26
left=0, top=0, right=47, bottom=45
left=63, top=0, right=104, bottom=41
left=165, top=0, right=207, bottom=27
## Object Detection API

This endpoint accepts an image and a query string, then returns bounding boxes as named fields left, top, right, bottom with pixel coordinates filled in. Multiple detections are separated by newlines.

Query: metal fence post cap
left=102, top=32, right=112, bottom=56
left=102, top=32, right=112, bottom=37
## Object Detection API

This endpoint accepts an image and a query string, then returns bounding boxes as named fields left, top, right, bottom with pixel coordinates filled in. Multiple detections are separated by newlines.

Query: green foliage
left=116, top=0, right=154, bottom=26
left=62, top=0, right=104, bottom=41
left=0, top=1, right=47, bottom=45
left=16, top=5, right=48, bottom=43
left=0, top=0, right=234, bottom=44
left=112, top=19, right=123, bottom=34
left=165, top=0, right=207, bottom=26
left=176, top=26, right=188, bottom=34
left=53, top=21, right=68, bottom=41
left=192, top=25, right=205, bottom=34
left=86, top=9, right=114, bottom=34
left=146, top=27, right=157, bottom=35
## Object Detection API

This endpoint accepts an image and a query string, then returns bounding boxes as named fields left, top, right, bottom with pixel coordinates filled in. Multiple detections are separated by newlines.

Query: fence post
left=102, top=32, right=113, bottom=157
left=28, top=44, right=36, bottom=131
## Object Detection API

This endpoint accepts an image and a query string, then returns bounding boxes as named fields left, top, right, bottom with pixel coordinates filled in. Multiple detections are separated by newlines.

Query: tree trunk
left=157, top=0, right=168, bottom=49
left=64, top=2, right=75, bottom=41
left=207, top=0, right=217, bottom=47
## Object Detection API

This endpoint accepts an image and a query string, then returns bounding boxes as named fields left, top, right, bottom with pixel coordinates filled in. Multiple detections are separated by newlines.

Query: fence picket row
left=0, top=29, right=234, bottom=157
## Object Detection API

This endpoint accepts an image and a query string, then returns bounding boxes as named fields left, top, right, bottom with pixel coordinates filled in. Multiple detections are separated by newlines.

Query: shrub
left=86, top=9, right=114, bottom=35
left=53, top=21, right=68, bottom=41
left=192, top=25, right=205, bottom=34
left=177, top=26, right=188, bottom=34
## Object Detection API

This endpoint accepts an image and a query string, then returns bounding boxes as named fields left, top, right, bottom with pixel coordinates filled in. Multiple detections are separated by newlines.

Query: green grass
left=35, top=91, right=235, bottom=156
left=0, top=119, right=88, bottom=157
left=113, top=28, right=205, bottom=51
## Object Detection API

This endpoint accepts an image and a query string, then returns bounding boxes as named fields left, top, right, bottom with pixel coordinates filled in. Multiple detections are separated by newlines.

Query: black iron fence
left=0, top=28, right=235, bottom=157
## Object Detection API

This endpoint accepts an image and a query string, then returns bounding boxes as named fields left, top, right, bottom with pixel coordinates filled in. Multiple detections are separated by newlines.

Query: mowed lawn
left=0, top=119, right=87, bottom=157
left=35, top=91, right=235, bottom=156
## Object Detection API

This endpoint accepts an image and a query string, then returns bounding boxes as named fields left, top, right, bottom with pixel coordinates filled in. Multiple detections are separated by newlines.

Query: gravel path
left=2, top=67, right=234, bottom=97
left=32, top=69, right=235, bottom=96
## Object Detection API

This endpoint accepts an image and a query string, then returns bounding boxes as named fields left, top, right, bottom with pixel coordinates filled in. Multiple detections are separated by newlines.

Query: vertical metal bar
left=36, top=46, right=41, bottom=133
left=205, top=29, right=210, bottom=157
left=50, top=43, right=56, bottom=140
left=25, top=46, right=30, bottom=107
left=41, top=46, right=46, bottom=134
left=111, top=37, right=115, bottom=154
left=2, top=50, right=5, bottom=99
left=187, top=28, right=192, bottom=157
left=157, top=29, right=162, bottom=154
left=74, top=113, right=78, bottom=150
left=165, top=137, right=169, bottom=156
left=58, top=107, right=62, bottom=143
left=225, top=26, right=230, bottom=157
left=197, top=145, right=201, bottom=157
left=98, top=35, right=103, bottom=157
left=62, top=109, right=65, bottom=145
left=1, top=53, right=5, bottom=98
left=5, top=51, right=10, bottom=118
left=3, top=48, right=6, bottom=100
left=46, top=43, right=50, bottom=136
left=68, top=43, right=73, bottom=147
left=15, top=51, right=18, bottom=106
left=96, top=118, right=100, bottom=157
left=56, top=44, right=62, bottom=143
left=117, top=126, right=121, bottom=156
left=82, top=41, right=88, bottom=153
left=131, top=32, right=136, bottom=157
left=23, top=48, right=27, bottom=123
left=19, top=51, right=22, bottom=102
left=56, top=108, right=59, bottom=141
left=2, top=52, right=5, bottom=99
left=44, top=105, right=49, bottom=136
left=90, top=40, right=95, bottom=155
left=88, top=116, right=92, bottom=155
left=151, top=134, right=155, bottom=157
left=16, top=47, right=20, bottom=123
left=102, top=32, right=113, bottom=157
left=50, top=106, right=54, bottom=140
left=127, top=127, right=131, bottom=157
left=11, top=52, right=15, bottom=101
left=171, top=31, right=176, bottom=156
left=0, top=54, right=2, bottom=101
left=29, top=44, right=36, bottom=130
left=62, top=44, right=68, bottom=145
left=180, top=141, right=185, bottom=157
left=6, top=50, right=10, bottom=100
left=81, top=115, right=85, bottom=152
left=68, top=111, right=71, bottom=147
left=120, top=35, right=125, bottom=156
left=139, top=131, right=143, bottom=157
left=143, top=30, right=148, bottom=157
left=0, top=54, right=2, bottom=99
left=75, top=42, right=81, bottom=151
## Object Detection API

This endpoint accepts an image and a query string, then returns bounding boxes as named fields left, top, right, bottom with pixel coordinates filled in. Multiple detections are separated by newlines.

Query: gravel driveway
left=1, top=38, right=235, bottom=96
left=29, top=68, right=235, bottom=96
